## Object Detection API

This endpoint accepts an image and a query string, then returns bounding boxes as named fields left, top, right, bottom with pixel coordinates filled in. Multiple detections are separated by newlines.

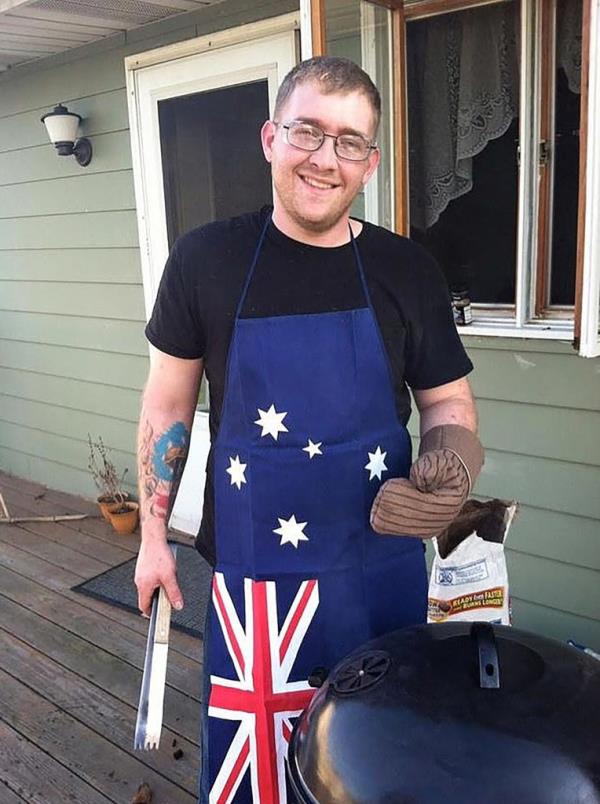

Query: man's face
left=261, top=81, right=380, bottom=238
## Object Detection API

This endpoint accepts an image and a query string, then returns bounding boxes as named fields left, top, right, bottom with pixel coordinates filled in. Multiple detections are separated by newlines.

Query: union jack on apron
left=199, top=216, right=427, bottom=803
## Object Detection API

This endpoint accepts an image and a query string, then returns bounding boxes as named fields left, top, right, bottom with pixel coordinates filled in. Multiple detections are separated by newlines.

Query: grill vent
left=332, top=650, right=391, bottom=695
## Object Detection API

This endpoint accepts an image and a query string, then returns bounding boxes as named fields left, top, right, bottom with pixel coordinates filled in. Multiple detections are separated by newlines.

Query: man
left=135, top=57, right=483, bottom=803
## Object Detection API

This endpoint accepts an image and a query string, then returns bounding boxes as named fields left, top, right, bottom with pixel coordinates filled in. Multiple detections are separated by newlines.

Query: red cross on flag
left=209, top=572, right=320, bottom=803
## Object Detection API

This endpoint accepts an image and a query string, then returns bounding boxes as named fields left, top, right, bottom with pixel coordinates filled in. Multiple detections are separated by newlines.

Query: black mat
left=72, top=543, right=212, bottom=638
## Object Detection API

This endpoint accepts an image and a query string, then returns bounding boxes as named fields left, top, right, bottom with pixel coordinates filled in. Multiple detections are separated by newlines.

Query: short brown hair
left=274, top=56, right=381, bottom=133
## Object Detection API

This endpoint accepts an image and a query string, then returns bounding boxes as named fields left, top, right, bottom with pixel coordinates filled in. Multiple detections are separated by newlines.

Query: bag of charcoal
left=427, top=499, right=517, bottom=626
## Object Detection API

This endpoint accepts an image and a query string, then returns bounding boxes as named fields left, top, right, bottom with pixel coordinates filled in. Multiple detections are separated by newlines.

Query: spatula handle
left=154, top=585, right=172, bottom=644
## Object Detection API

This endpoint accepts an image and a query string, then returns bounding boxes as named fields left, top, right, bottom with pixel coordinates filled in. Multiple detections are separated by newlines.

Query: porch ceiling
left=0, top=0, right=220, bottom=72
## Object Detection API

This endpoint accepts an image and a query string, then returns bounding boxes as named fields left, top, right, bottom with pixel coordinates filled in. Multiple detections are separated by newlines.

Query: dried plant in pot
left=87, top=434, right=135, bottom=530
left=106, top=499, right=139, bottom=535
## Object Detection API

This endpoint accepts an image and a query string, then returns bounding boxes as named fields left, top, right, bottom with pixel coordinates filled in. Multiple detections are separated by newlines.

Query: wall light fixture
left=41, top=103, right=92, bottom=167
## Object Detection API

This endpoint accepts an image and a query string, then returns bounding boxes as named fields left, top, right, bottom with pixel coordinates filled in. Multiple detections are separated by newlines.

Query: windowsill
left=456, top=320, right=574, bottom=341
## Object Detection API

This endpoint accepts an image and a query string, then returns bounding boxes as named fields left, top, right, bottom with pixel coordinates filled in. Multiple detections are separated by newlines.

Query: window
left=406, top=0, right=583, bottom=334
left=406, top=2, right=521, bottom=316
left=307, top=0, right=600, bottom=355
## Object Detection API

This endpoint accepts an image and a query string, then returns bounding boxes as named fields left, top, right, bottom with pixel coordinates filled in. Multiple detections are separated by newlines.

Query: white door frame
left=125, top=14, right=299, bottom=534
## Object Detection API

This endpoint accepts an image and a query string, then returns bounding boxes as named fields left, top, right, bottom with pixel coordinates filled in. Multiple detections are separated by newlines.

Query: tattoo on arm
left=138, top=419, right=190, bottom=523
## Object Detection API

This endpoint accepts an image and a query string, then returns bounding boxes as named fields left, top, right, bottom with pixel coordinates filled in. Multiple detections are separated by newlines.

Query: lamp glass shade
left=43, top=113, right=80, bottom=145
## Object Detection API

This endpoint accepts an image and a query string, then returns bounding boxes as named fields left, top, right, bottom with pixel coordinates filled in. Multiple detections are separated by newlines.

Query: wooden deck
left=0, top=470, right=202, bottom=804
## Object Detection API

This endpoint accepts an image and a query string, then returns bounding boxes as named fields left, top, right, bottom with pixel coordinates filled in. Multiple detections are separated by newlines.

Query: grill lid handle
left=471, top=622, right=501, bottom=689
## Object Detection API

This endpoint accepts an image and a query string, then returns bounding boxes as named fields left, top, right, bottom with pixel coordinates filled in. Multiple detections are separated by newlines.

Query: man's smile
left=298, top=173, right=339, bottom=191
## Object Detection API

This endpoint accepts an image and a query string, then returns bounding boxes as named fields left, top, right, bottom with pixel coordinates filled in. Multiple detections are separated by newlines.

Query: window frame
left=576, top=0, right=600, bottom=356
left=303, top=0, right=600, bottom=354
left=534, top=0, right=555, bottom=319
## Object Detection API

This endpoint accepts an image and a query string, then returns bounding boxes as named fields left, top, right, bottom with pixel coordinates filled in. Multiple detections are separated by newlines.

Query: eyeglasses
left=275, top=120, right=377, bottom=162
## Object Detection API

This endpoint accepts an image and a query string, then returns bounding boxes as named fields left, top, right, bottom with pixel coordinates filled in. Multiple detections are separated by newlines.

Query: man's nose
left=308, top=134, right=338, bottom=170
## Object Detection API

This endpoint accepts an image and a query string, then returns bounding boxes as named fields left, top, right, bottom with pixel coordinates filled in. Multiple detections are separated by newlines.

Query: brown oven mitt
left=370, top=424, right=484, bottom=539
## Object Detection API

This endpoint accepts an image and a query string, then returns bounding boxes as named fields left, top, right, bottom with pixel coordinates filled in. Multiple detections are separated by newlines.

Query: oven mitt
left=370, top=425, right=484, bottom=539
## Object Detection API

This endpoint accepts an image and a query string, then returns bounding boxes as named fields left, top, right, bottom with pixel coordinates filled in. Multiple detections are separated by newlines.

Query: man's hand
left=134, top=536, right=183, bottom=616
left=370, top=424, right=484, bottom=539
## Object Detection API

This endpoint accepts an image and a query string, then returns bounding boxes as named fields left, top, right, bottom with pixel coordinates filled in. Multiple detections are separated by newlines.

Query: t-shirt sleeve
left=145, top=237, right=205, bottom=359
left=404, top=247, right=473, bottom=390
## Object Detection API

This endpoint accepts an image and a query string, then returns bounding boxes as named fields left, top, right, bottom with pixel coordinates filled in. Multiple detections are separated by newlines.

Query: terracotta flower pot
left=97, top=492, right=131, bottom=522
left=97, top=496, right=113, bottom=521
left=106, top=501, right=139, bottom=535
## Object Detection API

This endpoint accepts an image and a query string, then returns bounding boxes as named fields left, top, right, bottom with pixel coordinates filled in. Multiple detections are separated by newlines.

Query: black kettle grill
left=287, top=622, right=600, bottom=803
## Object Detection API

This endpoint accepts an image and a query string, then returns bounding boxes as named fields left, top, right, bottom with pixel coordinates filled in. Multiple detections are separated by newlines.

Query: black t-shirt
left=146, top=207, right=473, bottom=563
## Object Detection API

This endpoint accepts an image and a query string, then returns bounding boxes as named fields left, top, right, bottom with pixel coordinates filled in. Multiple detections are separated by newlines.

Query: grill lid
left=288, top=622, right=600, bottom=804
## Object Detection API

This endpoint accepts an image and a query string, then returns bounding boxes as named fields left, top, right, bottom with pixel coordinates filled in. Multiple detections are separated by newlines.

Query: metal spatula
left=134, top=543, right=177, bottom=750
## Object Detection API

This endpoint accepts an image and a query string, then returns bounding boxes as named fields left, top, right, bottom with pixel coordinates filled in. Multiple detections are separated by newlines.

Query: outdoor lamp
left=41, top=103, right=92, bottom=166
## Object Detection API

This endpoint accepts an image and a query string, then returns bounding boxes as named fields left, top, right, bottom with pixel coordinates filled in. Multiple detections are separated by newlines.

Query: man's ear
left=261, top=120, right=276, bottom=163
left=362, top=147, right=381, bottom=185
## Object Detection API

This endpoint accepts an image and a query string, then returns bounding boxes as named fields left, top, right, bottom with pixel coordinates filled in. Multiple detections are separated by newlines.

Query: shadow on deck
left=0, top=470, right=201, bottom=804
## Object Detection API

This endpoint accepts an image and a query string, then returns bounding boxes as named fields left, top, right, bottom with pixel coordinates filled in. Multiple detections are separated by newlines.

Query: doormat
left=72, top=542, right=212, bottom=639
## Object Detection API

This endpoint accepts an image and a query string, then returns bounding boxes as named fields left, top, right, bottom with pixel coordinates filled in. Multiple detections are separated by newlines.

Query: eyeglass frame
left=272, top=119, right=378, bottom=162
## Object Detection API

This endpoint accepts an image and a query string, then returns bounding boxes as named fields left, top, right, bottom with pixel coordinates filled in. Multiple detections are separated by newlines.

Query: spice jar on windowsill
left=451, top=285, right=472, bottom=326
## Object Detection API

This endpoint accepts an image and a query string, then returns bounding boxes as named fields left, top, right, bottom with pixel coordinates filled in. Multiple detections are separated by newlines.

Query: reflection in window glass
left=158, top=81, right=272, bottom=411
left=158, top=81, right=271, bottom=249
left=407, top=1, right=520, bottom=306
left=326, top=0, right=393, bottom=230
left=550, top=0, right=582, bottom=306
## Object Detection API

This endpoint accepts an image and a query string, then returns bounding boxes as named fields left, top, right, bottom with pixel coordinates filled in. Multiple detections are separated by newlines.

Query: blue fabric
left=199, top=220, right=427, bottom=803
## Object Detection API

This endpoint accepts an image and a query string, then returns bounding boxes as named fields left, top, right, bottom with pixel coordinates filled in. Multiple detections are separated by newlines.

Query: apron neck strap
left=349, top=221, right=372, bottom=308
left=234, top=213, right=373, bottom=322
left=234, top=212, right=271, bottom=321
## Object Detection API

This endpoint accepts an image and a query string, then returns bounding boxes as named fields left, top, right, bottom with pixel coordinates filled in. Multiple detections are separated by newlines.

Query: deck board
left=0, top=496, right=134, bottom=564
left=0, top=470, right=202, bottom=803
left=0, top=720, right=111, bottom=804
left=0, top=592, right=201, bottom=744
left=0, top=478, right=144, bottom=548
left=0, top=517, right=112, bottom=577
left=0, top=563, right=202, bottom=699
left=0, top=776, right=32, bottom=804
left=0, top=668, right=195, bottom=803
left=0, top=467, right=200, bottom=655
left=0, top=628, right=198, bottom=791
left=0, top=531, right=201, bottom=661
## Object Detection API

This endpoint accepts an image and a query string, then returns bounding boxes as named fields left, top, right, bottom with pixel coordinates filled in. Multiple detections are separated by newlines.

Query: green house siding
left=1, top=0, right=599, bottom=648
left=0, top=0, right=297, bottom=498
left=413, top=337, right=600, bottom=648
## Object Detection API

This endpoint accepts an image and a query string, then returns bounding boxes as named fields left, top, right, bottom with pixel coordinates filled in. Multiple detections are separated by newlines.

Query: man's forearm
left=419, top=396, right=478, bottom=436
left=413, top=377, right=479, bottom=437
left=135, top=352, right=202, bottom=613
left=137, top=405, right=192, bottom=538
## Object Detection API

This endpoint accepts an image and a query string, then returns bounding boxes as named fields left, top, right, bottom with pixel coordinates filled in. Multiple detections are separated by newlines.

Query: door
left=128, top=21, right=298, bottom=534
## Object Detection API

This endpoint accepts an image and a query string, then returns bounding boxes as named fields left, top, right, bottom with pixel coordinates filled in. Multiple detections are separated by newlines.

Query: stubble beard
left=274, top=176, right=356, bottom=236
left=292, top=202, right=353, bottom=234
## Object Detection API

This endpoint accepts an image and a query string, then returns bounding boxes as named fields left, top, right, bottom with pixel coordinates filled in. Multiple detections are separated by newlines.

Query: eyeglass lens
left=284, top=122, right=372, bottom=161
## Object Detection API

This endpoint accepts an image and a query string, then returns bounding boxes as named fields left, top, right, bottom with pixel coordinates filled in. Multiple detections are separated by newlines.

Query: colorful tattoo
left=138, top=419, right=190, bottom=522
left=153, top=422, right=189, bottom=481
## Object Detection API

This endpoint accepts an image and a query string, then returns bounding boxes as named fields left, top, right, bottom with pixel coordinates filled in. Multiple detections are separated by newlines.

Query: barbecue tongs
left=134, top=543, right=177, bottom=750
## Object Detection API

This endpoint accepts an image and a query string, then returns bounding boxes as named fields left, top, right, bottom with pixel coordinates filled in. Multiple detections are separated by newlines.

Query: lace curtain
left=557, top=0, right=583, bottom=94
left=408, top=2, right=519, bottom=232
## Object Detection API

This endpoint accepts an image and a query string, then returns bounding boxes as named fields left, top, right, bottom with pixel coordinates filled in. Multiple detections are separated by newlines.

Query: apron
left=199, top=216, right=427, bottom=803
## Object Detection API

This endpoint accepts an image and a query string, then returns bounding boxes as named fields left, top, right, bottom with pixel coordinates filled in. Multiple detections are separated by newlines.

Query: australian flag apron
left=199, top=216, right=427, bottom=803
